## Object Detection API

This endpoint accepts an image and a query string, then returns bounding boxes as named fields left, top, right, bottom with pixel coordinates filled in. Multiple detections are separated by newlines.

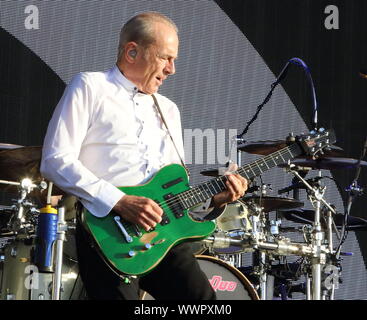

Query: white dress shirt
left=41, top=65, right=213, bottom=218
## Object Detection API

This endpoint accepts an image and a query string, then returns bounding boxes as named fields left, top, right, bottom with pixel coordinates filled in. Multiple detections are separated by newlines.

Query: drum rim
left=195, top=254, right=260, bottom=300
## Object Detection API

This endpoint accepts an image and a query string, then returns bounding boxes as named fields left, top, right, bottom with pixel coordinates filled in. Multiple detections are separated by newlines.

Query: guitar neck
left=177, top=142, right=302, bottom=209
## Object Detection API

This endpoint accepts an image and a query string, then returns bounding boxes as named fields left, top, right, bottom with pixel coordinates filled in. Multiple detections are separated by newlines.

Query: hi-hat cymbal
left=278, top=157, right=367, bottom=170
left=238, top=140, right=344, bottom=157
left=242, top=196, right=304, bottom=213
left=280, top=209, right=367, bottom=231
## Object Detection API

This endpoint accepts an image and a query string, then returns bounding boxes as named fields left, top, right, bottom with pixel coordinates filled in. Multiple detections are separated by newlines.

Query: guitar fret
left=207, top=182, right=217, bottom=195
left=206, top=183, right=215, bottom=198
left=270, top=154, right=278, bottom=166
left=246, top=165, right=257, bottom=177
left=213, top=178, right=222, bottom=192
left=278, top=152, right=286, bottom=162
left=262, top=158, right=270, bottom=169
left=199, top=184, right=210, bottom=199
left=192, top=188, right=201, bottom=205
left=184, top=190, right=195, bottom=207
left=177, top=193, right=189, bottom=209
left=255, top=161, right=264, bottom=173
left=239, top=168, right=250, bottom=180
left=286, top=147, right=294, bottom=158
left=192, top=188, right=202, bottom=204
left=220, top=177, right=227, bottom=189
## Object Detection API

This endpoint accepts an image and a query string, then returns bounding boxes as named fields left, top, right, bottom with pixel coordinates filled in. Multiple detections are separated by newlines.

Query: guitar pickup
left=163, top=194, right=184, bottom=219
left=160, top=214, right=170, bottom=226
left=162, top=177, right=183, bottom=189
left=174, top=211, right=184, bottom=218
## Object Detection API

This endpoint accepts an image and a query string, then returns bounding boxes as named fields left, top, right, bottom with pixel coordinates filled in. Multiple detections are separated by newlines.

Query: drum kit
left=0, top=144, right=86, bottom=300
left=0, top=138, right=366, bottom=301
left=193, top=137, right=367, bottom=300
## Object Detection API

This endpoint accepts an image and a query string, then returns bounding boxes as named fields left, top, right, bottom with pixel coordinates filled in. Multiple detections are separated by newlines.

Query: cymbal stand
left=250, top=189, right=272, bottom=300
left=287, top=166, right=336, bottom=300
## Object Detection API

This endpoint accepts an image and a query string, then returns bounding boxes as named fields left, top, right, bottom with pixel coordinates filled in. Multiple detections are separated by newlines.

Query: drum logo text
left=208, top=275, right=237, bottom=292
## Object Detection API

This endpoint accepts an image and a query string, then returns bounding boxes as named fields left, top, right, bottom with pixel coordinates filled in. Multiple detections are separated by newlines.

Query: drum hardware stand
left=0, top=178, right=46, bottom=234
left=40, top=182, right=69, bottom=301
left=51, top=204, right=68, bottom=300
left=286, top=165, right=337, bottom=300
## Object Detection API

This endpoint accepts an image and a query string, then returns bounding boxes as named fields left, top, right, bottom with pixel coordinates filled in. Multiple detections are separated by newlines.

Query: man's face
left=133, top=23, right=179, bottom=94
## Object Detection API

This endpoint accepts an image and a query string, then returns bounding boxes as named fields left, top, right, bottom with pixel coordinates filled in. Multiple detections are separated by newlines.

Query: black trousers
left=75, top=220, right=216, bottom=300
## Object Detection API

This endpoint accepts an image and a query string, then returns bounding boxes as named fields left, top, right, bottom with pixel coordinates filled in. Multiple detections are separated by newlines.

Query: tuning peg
left=318, top=127, right=325, bottom=133
left=287, top=132, right=295, bottom=142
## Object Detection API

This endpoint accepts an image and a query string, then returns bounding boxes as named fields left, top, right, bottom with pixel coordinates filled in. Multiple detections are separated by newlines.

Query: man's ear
left=125, top=42, right=138, bottom=63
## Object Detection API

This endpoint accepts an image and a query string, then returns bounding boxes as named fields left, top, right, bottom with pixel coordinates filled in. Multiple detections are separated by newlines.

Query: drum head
left=140, top=255, right=259, bottom=300
left=196, top=255, right=259, bottom=300
left=216, top=201, right=251, bottom=233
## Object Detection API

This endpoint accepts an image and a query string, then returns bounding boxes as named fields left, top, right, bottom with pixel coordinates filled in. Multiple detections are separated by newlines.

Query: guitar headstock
left=296, top=128, right=336, bottom=158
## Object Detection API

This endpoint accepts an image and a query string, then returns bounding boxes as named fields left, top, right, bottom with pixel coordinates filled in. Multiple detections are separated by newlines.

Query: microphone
left=278, top=176, right=323, bottom=194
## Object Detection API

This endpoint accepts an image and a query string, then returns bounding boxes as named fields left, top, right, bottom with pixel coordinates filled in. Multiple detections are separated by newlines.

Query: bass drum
left=0, top=238, right=86, bottom=300
left=141, top=255, right=259, bottom=300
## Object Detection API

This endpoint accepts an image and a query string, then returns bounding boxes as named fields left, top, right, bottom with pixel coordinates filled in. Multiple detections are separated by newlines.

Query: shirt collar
left=111, top=64, right=139, bottom=94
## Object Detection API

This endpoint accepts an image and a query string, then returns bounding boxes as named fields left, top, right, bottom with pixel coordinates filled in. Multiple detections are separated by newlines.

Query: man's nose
left=164, top=59, right=175, bottom=75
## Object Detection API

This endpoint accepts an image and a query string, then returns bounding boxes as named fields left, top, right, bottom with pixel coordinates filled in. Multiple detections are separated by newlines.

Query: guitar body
left=81, top=164, right=216, bottom=276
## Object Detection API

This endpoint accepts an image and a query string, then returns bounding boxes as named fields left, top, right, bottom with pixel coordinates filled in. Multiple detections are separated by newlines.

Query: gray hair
left=117, top=12, right=178, bottom=61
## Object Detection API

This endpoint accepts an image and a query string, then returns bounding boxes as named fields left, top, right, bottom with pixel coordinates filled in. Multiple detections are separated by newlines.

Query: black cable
left=68, top=271, right=80, bottom=300
left=336, top=137, right=367, bottom=257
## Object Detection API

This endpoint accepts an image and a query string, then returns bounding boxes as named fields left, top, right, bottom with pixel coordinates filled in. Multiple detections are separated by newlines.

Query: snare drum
left=141, top=255, right=259, bottom=300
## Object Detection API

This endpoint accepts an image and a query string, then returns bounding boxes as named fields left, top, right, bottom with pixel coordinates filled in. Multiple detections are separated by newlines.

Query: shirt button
left=136, top=102, right=139, bottom=106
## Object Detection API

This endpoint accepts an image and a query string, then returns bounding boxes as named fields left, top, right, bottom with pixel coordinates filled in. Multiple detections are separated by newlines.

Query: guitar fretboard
left=174, top=142, right=302, bottom=209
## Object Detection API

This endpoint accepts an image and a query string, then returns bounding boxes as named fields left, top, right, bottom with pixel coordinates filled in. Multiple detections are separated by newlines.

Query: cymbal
left=0, top=146, right=42, bottom=182
left=280, top=209, right=367, bottom=231
left=242, top=196, right=304, bottom=213
left=238, top=140, right=287, bottom=155
left=0, top=143, right=23, bottom=150
left=278, top=157, right=367, bottom=170
left=0, top=146, right=65, bottom=196
left=200, top=168, right=220, bottom=177
left=238, top=140, right=344, bottom=157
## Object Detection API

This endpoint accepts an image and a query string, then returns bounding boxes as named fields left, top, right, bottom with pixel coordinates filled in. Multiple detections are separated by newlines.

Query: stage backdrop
left=0, top=0, right=366, bottom=299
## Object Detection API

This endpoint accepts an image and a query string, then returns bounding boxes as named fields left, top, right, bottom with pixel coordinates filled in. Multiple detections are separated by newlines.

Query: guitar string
left=121, top=146, right=297, bottom=235
left=157, top=145, right=296, bottom=210
left=121, top=138, right=326, bottom=234
left=154, top=145, right=297, bottom=211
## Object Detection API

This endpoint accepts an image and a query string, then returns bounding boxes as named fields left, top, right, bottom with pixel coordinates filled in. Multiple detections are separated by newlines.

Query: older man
left=41, top=12, right=247, bottom=300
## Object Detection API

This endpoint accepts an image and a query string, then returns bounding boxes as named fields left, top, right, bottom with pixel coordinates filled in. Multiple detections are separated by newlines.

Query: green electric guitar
left=80, top=129, right=335, bottom=276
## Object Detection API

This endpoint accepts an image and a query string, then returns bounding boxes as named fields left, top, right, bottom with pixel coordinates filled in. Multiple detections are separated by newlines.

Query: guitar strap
left=152, top=94, right=190, bottom=176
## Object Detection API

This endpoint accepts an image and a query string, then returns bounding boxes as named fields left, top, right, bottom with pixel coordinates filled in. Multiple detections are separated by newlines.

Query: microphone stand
left=335, top=138, right=367, bottom=259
